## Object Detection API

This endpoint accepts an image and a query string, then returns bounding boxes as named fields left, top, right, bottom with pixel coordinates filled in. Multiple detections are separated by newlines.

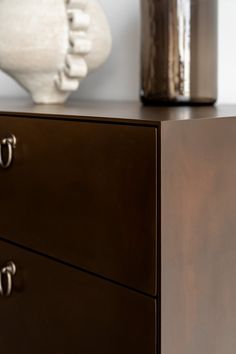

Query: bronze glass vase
left=141, top=0, right=218, bottom=105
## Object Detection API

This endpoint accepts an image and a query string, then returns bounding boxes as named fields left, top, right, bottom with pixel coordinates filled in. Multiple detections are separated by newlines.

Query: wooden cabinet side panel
left=161, top=119, right=236, bottom=354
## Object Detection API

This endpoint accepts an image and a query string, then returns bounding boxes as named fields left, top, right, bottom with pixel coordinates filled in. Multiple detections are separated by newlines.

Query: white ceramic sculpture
left=0, top=0, right=112, bottom=104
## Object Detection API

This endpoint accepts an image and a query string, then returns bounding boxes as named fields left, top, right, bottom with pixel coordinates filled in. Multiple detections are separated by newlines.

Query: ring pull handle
left=0, top=261, right=17, bottom=297
left=0, top=134, right=17, bottom=169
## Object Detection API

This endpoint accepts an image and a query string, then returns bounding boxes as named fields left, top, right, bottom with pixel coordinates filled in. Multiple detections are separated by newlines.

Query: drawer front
left=0, top=117, right=157, bottom=295
left=0, top=240, right=156, bottom=354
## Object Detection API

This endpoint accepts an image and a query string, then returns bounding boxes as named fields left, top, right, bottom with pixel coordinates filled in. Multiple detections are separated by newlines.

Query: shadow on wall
left=74, top=0, right=141, bottom=102
left=0, top=71, right=28, bottom=98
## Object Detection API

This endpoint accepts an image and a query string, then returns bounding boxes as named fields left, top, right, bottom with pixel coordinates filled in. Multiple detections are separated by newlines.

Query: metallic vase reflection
left=141, top=0, right=218, bottom=105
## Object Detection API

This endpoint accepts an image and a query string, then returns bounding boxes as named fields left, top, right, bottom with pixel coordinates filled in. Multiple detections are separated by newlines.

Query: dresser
left=0, top=99, right=236, bottom=354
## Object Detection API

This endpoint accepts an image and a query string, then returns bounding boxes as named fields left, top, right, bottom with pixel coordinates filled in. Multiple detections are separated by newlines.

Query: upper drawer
left=0, top=116, right=157, bottom=296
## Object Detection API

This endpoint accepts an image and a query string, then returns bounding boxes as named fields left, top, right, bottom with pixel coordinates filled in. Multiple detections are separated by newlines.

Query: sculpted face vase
left=0, top=0, right=112, bottom=104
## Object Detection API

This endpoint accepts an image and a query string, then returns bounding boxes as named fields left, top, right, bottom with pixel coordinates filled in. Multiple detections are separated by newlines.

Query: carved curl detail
left=55, top=0, right=92, bottom=92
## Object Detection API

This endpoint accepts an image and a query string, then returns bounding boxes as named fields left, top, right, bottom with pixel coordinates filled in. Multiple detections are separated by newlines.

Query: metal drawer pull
left=0, top=261, right=16, bottom=297
left=0, top=134, right=17, bottom=169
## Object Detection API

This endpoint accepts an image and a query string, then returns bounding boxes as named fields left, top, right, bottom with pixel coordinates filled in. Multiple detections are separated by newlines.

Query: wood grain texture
left=0, top=240, right=156, bottom=354
left=0, top=98, right=236, bottom=125
left=1, top=100, right=236, bottom=354
left=161, top=118, right=236, bottom=354
left=0, top=116, right=157, bottom=296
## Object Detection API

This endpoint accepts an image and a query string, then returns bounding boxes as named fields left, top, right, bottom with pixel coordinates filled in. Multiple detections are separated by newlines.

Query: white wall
left=218, top=0, right=236, bottom=103
left=0, top=0, right=235, bottom=104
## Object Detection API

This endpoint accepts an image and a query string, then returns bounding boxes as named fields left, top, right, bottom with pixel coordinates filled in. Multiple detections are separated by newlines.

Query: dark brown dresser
left=0, top=99, right=236, bottom=354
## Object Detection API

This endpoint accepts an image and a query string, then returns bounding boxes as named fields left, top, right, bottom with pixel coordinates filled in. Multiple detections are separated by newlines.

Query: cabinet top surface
left=0, top=98, right=236, bottom=126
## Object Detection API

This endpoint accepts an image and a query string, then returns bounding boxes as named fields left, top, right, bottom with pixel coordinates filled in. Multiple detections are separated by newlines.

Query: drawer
left=0, top=240, right=156, bottom=354
left=0, top=117, right=157, bottom=295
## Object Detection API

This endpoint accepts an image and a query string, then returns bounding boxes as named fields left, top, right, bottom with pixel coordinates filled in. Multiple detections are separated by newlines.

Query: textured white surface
left=0, top=0, right=234, bottom=103
left=0, top=0, right=112, bottom=103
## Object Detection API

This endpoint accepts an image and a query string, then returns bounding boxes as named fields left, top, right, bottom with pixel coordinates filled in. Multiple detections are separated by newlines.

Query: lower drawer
left=0, top=240, right=156, bottom=354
